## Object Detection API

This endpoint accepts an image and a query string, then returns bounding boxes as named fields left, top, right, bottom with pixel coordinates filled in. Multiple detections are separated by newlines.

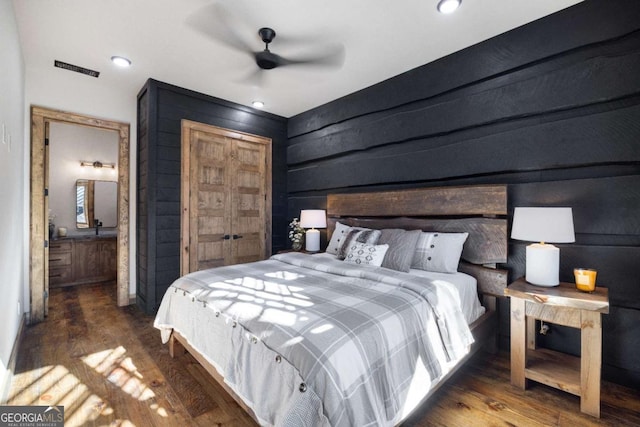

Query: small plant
left=288, top=218, right=305, bottom=250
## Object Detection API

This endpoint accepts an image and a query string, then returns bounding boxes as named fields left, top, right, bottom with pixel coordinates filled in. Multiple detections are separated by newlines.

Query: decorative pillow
left=344, top=242, right=389, bottom=267
left=411, top=232, right=469, bottom=273
left=377, top=229, right=422, bottom=272
left=326, top=221, right=361, bottom=255
left=337, top=229, right=382, bottom=260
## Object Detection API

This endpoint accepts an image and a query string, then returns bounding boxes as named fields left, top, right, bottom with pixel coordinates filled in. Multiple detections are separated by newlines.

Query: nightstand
left=505, top=277, right=609, bottom=418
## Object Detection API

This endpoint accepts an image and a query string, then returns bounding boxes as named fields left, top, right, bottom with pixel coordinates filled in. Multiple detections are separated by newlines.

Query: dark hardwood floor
left=7, top=283, right=640, bottom=426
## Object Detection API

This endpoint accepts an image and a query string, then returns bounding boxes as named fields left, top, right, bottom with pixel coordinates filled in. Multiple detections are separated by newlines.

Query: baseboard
left=0, top=313, right=25, bottom=404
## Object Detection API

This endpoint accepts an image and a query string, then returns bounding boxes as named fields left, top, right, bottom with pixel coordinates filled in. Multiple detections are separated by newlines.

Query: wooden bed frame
left=169, top=184, right=508, bottom=424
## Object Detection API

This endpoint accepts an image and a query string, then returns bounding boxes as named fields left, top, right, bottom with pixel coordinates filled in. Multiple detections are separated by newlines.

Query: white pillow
left=337, top=229, right=382, bottom=260
left=326, top=221, right=362, bottom=254
left=344, top=242, right=389, bottom=267
left=411, top=232, right=469, bottom=273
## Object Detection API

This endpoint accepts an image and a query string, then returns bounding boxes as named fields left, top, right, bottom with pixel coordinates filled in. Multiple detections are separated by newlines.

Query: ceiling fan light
left=252, top=101, right=265, bottom=108
left=111, top=56, right=131, bottom=67
left=437, top=0, right=461, bottom=14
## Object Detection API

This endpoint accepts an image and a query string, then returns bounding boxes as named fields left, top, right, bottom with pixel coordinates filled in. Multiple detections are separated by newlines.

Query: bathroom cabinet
left=49, top=236, right=117, bottom=287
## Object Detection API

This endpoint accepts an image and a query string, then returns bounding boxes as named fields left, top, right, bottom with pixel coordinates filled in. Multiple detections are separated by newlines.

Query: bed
left=154, top=185, right=508, bottom=426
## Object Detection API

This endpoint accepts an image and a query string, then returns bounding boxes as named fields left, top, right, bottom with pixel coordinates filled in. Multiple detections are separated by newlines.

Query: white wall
left=0, top=0, right=25, bottom=402
left=1, top=0, right=140, bottom=397
left=49, top=122, right=119, bottom=236
left=25, top=51, right=138, bottom=298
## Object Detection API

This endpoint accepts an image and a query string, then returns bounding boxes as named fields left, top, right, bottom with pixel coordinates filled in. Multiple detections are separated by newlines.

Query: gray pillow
left=377, top=229, right=422, bottom=272
left=326, top=221, right=362, bottom=255
left=337, top=229, right=382, bottom=260
left=411, top=232, right=469, bottom=273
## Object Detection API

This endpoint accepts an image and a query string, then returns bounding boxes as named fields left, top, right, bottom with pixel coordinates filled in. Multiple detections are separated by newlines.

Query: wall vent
left=54, top=60, right=100, bottom=78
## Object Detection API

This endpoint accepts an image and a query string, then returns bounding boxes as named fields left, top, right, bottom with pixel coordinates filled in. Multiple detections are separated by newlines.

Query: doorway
left=30, top=106, right=130, bottom=323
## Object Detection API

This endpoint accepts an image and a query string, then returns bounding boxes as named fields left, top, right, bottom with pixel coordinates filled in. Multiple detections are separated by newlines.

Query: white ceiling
left=13, top=0, right=582, bottom=118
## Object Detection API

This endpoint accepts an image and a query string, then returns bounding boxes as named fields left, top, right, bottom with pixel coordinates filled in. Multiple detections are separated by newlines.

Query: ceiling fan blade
left=274, top=43, right=346, bottom=69
left=185, top=3, right=254, bottom=55
left=235, top=67, right=266, bottom=87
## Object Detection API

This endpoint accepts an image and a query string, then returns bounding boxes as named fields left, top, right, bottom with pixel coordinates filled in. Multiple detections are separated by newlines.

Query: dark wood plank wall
left=286, top=0, right=640, bottom=388
left=136, top=79, right=288, bottom=314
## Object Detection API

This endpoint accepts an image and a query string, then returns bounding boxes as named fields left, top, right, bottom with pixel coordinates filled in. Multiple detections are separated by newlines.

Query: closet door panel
left=231, top=140, right=267, bottom=264
left=188, top=129, right=231, bottom=272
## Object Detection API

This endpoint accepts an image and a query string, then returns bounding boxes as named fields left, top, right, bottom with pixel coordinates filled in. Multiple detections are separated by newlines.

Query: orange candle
left=574, top=268, right=597, bottom=292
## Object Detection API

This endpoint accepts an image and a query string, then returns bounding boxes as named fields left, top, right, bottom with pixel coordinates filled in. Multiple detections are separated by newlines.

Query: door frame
left=30, top=106, right=130, bottom=323
left=180, top=119, right=272, bottom=275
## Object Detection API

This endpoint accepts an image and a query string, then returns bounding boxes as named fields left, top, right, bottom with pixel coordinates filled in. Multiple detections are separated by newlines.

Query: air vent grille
left=54, top=60, right=100, bottom=78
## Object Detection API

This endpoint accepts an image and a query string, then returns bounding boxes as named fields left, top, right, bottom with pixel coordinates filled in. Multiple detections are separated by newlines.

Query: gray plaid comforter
left=154, top=252, right=474, bottom=426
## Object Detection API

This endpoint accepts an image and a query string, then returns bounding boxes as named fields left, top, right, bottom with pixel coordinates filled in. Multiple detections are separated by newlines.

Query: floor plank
left=6, top=282, right=639, bottom=426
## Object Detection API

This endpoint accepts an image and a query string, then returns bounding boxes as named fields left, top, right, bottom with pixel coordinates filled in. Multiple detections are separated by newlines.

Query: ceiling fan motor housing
left=256, top=27, right=278, bottom=69
left=258, top=27, right=276, bottom=44
left=256, top=51, right=278, bottom=69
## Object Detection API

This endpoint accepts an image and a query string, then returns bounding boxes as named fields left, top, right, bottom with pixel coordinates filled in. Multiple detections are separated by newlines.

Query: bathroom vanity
left=49, top=236, right=117, bottom=287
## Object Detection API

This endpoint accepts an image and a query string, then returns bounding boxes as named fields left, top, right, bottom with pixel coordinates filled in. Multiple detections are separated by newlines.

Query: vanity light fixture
left=81, top=160, right=116, bottom=169
left=111, top=56, right=132, bottom=67
left=252, top=101, right=265, bottom=108
left=437, top=0, right=461, bottom=14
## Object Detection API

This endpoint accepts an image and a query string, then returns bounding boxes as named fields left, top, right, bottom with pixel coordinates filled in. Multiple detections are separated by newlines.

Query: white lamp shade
left=511, top=207, right=575, bottom=243
left=300, top=210, right=327, bottom=229
left=512, top=207, right=574, bottom=287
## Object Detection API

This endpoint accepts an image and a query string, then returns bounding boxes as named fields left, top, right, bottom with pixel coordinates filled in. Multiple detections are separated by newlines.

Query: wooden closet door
left=181, top=120, right=271, bottom=275
left=231, top=139, right=267, bottom=264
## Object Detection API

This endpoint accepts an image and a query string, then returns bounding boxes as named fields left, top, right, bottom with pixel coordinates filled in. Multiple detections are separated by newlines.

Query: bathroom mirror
left=76, top=179, right=118, bottom=228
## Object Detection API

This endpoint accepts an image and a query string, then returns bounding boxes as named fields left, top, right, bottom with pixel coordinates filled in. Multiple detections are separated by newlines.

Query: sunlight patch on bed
left=265, top=271, right=306, bottom=281
left=264, top=281, right=292, bottom=295
left=400, top=355, right=433, bottom=419
left=265, top=300, right=285, bottom=309
left=283, top=296, right=313, bottom=307
left=259, top=308, right=299, bottom=326
left=311, top=323, right=334, bottom=334
left=202, top=277, right=313, bottom=312
left=282, top=336, right=305, bottom=347
left=228, top=301, right=264, bottom=319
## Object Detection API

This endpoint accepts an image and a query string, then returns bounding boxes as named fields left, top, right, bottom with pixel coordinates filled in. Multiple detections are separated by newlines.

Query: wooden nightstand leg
left=510, top=298, right=527, bottom=389
left=580, top=310, right=602, bottom=418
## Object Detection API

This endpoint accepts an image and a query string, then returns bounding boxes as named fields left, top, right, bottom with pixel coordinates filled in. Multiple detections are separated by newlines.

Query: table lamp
left=300, top=209, right=327, bottom=252
left=511, top=207, right=575, bottom=287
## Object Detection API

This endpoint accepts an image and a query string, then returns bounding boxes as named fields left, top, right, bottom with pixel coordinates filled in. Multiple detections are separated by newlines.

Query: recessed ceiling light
left=252, top=101, right=265, bottom=108
left=111, top=56, right=131, bottom=67
left=437, top=0, right=461, bottom=14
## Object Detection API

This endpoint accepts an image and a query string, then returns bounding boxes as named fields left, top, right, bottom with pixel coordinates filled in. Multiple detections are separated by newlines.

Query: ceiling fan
left=187, top=4, right=345, bottom=75
left=253, top=27, right=343, bottom=70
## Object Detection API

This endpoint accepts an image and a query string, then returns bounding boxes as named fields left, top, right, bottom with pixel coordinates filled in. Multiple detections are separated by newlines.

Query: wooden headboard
left=326, top=185, right=508, bottom=297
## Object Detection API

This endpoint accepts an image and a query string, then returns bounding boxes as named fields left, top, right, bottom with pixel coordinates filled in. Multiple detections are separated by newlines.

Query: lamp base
left=525, top=243, right=560, bottom=287
left=305, top=228, right=320, bottom=252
